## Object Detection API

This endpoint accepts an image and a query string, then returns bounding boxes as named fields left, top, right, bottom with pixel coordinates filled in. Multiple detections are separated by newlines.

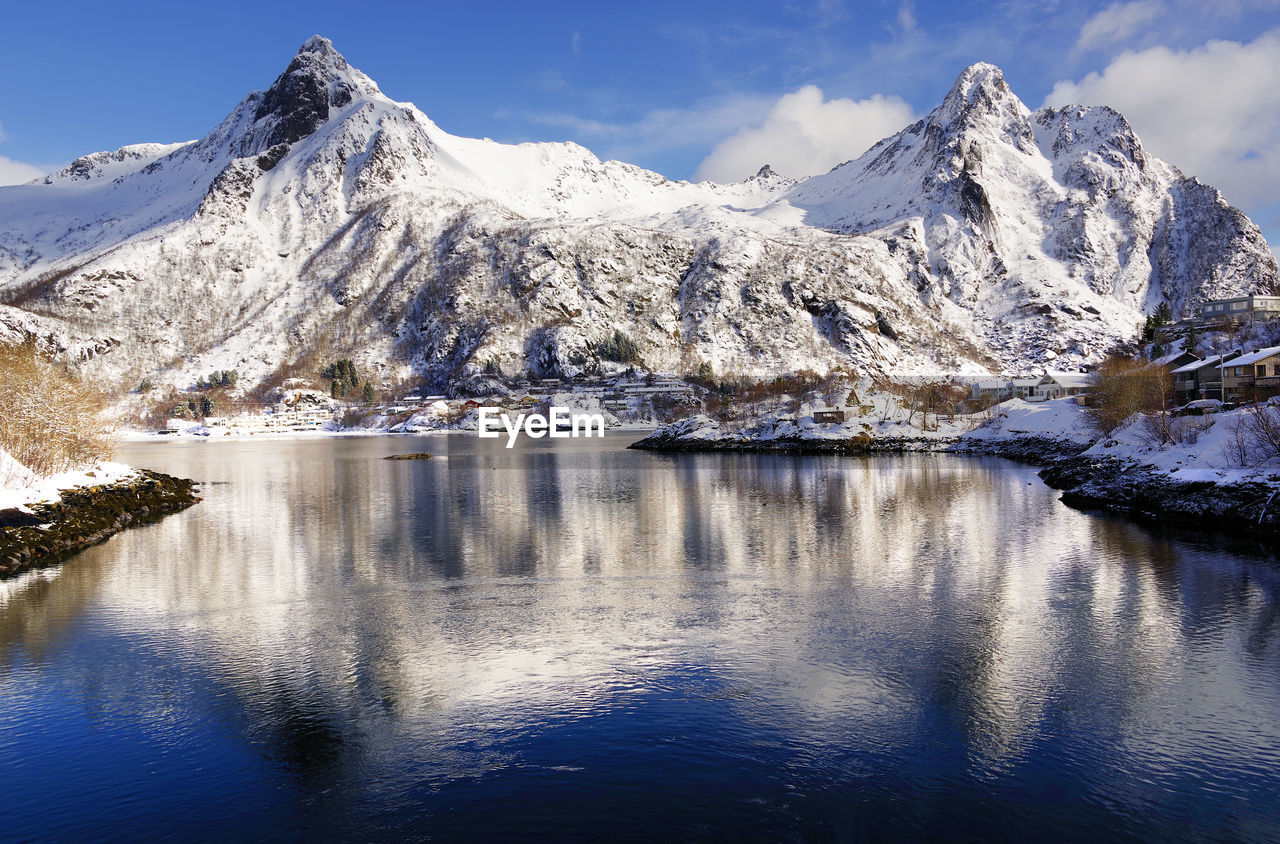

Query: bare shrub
left=1226, top=405, right=1280, bottom=467
left=0, top=339, right=114, bottom=480
left=1086, top=356, right=1173, bottom=435
left=1168, top=415, right=1213, bottom=446
left=1245, top=405, right=1280, bottom=461
left=1139, top=409, right=1176, bottom=447
left=1222, top=416, right=1254, bottom=468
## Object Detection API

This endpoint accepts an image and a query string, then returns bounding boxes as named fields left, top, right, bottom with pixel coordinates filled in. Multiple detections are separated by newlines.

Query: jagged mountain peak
left=936, top=62, right=1032, bottom=137
left=297, top=34, right=339, bottom=56
left=234, top=35, right=382, bottom=158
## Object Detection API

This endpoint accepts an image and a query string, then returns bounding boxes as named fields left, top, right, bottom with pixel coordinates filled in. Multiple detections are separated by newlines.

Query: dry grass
left=0, top=339, right=115, bottom=479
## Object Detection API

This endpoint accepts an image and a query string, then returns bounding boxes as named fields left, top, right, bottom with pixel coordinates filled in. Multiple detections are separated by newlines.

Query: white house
left=1034, top=372, right=1091, bottom=400
left=969, top=378, right=1012, bottom=403
left=1011, top=377, right=1040, bottom=399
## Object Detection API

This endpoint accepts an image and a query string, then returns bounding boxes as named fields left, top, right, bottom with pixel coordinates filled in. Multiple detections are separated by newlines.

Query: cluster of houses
left=1171, top=346, right=1280, bottom=403
left=381, top=375, right=696, bottom=417
left=966, top=371, right=1094, bottom=405
left=181, top=373, right=702, bottom=434
left=961, top=341, right=1280, bottom=411
left=205, top=391, right=337, bottom=433
left=1155, top=296, right=1280, bottom=342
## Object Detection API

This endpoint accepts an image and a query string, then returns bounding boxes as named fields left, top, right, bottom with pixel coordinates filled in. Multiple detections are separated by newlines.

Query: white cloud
left=1074, top=1, right=1165, bottom=54
left=0, top=155, right=47, bottom=186
left=694, top=85, right=915, bottom=183
left=1045, top=29, right=1280, bottom=209
left=520, top=92, right=777, bottom=165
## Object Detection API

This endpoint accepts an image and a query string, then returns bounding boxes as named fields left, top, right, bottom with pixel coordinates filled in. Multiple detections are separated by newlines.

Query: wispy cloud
left=0, top=155, right=49, bottom=185
left=897, top=0, right=917, bottom=35
left=1073, top=1, right=1166, bottom=56
left=0, top=120, right=56, bottom=185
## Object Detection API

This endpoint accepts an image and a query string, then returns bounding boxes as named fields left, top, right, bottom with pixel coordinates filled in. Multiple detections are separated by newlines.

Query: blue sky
left=2, top=1, right=1278, bottom=244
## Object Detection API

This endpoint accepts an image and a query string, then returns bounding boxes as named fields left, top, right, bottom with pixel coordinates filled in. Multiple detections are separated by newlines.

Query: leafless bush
left=1222, top=416, right=1253, bottom=468
left=1139, top=408, right=1176, bottom=446
left=1221, top=406, right=1280, bottom=468
left=0, top=339, right=114, bottom=480
left=1167, top=415, right=1213, bottom=445
left=1246, top=405, right=1280, bottom=461
left=1086, top=356, right=1172, bottom=435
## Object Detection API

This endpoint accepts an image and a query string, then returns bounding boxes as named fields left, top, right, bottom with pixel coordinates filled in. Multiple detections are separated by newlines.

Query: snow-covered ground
left=964, top=398, right=1097, bottom=446
left=1078, top=407, right=1280, bottom=485
left=0, top=446, right=134, bottom=512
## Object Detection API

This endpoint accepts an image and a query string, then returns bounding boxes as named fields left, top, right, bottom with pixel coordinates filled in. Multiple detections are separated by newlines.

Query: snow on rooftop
left=1044, top=371, right=1092, bottom=387
left=1225, top=345, right=1280, bottom=367
left=1171, top=352, right=1239, bottom=374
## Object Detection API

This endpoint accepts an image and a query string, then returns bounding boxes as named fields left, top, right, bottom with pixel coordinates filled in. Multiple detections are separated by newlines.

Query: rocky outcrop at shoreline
left=1040, top=455, right=1280, bottom=536
left=0, top=470, right=200, bottom=579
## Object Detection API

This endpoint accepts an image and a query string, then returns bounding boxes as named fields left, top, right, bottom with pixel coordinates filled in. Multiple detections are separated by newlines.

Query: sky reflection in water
left=1, top=434, right=1278, bottom=841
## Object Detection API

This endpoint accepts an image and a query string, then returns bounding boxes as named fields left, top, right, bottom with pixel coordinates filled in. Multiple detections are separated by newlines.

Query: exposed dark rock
left=1039, top=455, right=1280, bottom=537
left=256, top=143, right=290, bottom=172
left=948, top=435, right=1089, bottom=464
left=0, top=470, right=200, bottom=580
left=0, top=508, right=42, bottom=528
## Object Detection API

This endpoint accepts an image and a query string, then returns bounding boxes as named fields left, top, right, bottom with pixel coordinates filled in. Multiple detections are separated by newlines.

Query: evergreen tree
left=1184, top=322, right=1200, bottom=354
left=361, top=381, right=375, bottom=403
left=322, top=359, right=359, bottom=396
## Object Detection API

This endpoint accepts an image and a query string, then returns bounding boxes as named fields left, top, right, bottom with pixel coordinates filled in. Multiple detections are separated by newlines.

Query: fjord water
left=2, top=435, right=1278, bottom=841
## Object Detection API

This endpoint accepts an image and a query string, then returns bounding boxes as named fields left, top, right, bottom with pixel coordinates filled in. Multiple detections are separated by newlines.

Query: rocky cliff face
left=0, top=41, right=1274, bottom=393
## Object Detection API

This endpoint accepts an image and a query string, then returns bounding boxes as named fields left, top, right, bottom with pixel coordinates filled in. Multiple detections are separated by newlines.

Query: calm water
left=2, top=434, right=1279, bottom=841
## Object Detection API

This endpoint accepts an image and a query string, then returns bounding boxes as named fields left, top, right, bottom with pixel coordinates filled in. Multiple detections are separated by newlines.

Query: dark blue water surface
left=2, top=433, right=1279, bottom=841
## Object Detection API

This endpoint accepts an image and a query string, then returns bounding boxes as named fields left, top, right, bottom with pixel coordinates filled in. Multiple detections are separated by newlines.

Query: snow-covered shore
left=1, top=446, right=200, bottom=580
left=0, top=446, right=136, bottom=512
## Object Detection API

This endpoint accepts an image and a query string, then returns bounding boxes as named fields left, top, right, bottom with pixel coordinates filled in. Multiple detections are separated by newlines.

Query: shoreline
left=0, top=470, right=201, bottom=580
left=630, top=423, right=1280, bottom=543
left=117, top=423, right=660, bottom=444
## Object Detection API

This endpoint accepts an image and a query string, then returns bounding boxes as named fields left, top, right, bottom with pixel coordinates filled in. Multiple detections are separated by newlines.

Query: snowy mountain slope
left=0, top=40, right=1274, bottom=395
left=783, top=64, right=1274, bottom=368
left=785, top=63, right=1278, bottom=365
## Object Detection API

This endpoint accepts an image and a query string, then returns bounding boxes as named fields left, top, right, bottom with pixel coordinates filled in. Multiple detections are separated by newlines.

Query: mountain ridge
left=0, top=36, right=1274, bottom=394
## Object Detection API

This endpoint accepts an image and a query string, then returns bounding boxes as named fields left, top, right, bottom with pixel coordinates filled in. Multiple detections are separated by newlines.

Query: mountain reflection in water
left=1, top=434, right=1278, bottom=841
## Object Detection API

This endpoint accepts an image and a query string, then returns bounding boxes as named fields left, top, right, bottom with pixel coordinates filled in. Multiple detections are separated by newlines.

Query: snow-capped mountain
left=0, top=38, right=1274, bottom=393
